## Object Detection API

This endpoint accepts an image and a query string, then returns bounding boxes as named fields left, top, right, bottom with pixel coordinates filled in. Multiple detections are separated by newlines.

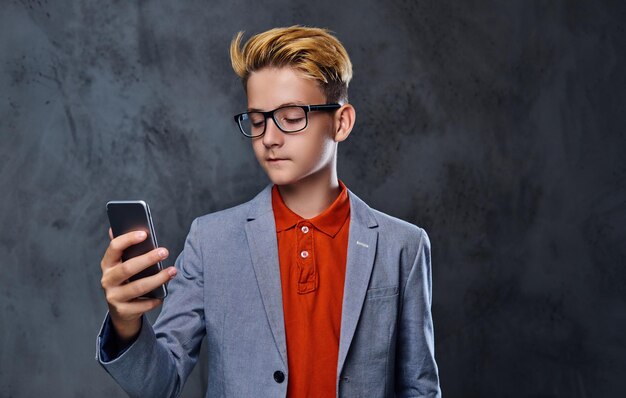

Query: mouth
left=267, top=157, right=289, bottom=162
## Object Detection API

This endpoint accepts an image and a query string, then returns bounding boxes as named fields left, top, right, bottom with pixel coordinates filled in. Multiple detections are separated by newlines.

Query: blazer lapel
left=337, top=189, right=379, bottom=377
left=244, top=184, right=288, bottom=368
left=243, top=184, right=379, bottom=374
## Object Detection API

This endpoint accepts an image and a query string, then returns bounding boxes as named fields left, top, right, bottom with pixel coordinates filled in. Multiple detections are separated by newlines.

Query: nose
left=262, top=117, right=284, bottom=148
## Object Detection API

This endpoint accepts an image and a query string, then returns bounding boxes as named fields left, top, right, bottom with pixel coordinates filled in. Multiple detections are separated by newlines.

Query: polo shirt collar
left=272, top=180, right=350, bottom=238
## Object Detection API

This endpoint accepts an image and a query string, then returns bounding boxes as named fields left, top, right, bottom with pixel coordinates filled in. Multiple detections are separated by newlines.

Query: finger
left=101, top=230, right=148, bottom=271
left=116, top=266, right=176, bottom=301
left=108, top=228, right=113, bottom=241
left=106, top=247, right=169, bottom=285
left=114, top=298, right=164, bottom=319
left=102, top=246, right=169, bottom=288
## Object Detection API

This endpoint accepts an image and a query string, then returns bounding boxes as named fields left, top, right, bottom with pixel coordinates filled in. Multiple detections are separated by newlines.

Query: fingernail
left=167, top=267, right=177, bottom=277
left=158, top=249, right=168, bottom=258
left=136, top=231, right=147, bottom=239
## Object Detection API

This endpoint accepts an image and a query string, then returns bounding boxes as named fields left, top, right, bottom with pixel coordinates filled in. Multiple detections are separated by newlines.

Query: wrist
left=110, top=315, right=142, bottom=343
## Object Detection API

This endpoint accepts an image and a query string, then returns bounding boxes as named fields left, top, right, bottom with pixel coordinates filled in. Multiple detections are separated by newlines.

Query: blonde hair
left=230, top=25, right=353, bottom=104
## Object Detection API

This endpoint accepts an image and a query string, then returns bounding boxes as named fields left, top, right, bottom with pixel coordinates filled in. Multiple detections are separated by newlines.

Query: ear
left=333, top=103, right=356, bottom=143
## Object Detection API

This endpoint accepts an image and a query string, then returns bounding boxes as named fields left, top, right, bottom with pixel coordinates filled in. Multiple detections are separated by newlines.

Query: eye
left=283, top=117, right=305, bottom=124
left=278, top=107, right=306, bottom=127
left=249, top=114, right=265, bottom=127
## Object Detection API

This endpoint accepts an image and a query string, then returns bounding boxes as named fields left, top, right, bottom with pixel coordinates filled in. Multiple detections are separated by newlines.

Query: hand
left=100, top=228, right=177, bottom=342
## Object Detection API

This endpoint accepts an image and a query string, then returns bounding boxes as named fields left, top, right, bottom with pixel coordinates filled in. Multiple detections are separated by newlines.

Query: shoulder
left=370, top=207, right=424, bottom=239
left=194, top=201, right=250, bottom=228
left=187, top=204, right=253, bottom=247
left=371, top=207, right=428, bottom=254
left=349, top=188, right=425, bottom=240
left=194, top=184, right=271, bottom=226
left=348, top=189, right=428, bottom=259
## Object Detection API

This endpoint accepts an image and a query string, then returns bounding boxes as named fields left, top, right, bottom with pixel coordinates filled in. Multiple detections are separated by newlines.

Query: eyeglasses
left=233, top=103, right=341, bottom=138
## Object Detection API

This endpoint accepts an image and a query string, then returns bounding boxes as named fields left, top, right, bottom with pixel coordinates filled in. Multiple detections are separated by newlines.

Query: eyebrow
left=247, top=101, right=306, bottom=112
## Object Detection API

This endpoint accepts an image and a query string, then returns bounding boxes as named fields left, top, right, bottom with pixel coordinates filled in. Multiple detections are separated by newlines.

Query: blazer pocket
left=365, top=285, right=399, bottom=300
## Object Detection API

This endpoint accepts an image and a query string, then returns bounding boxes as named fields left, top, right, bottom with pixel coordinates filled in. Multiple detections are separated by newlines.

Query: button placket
left=296, top=221, right=317, bottom=293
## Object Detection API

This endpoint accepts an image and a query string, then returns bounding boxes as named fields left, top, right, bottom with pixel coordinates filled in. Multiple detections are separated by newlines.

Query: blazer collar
left=245, top=182, right=379, bottom=375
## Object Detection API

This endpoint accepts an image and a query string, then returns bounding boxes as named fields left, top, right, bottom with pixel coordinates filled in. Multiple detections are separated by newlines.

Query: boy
left=97, top=26, right=441, bottom=397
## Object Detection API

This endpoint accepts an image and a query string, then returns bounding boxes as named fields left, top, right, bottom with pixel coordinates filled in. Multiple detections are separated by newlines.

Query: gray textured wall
left=2, top=0, right=625, bottom=397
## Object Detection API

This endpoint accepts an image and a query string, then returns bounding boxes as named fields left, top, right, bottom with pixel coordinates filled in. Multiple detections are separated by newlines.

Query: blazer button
left=273, top=370, right=285, bottom=383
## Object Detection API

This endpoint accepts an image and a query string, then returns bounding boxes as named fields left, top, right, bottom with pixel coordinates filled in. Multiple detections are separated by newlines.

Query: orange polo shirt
left=271, top=180, right=351, bottom=398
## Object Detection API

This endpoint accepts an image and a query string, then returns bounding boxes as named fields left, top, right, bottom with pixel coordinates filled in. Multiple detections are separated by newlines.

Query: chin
left=264, top=169, right=302, bottom=186
left=267, top=174, right=297, bottom=186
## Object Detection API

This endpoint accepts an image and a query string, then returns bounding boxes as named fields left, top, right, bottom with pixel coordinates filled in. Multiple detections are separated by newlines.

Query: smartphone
left=106, top=200, right=168, bottom=299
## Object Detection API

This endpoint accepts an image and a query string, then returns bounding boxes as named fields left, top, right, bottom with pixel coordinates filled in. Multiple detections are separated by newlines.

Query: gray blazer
left=96, top=184, right=441, bottom=397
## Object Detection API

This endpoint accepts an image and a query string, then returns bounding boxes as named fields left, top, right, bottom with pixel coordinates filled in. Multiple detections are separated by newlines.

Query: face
left=245, top=67, right=338, bottom=186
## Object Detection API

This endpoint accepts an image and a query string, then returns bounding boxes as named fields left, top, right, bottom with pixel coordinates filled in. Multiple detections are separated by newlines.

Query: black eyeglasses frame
left=233, top=103, right=341, bottom=138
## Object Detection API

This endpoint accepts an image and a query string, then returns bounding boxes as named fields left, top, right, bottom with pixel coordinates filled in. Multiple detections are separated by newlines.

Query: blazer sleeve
left=95, top=217, right=206, bottom=398
left=395, top=227, right=442, bottom=397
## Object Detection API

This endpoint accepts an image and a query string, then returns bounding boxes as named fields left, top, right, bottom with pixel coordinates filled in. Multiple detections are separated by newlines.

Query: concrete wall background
left=1, top=0, right=625, bottom=396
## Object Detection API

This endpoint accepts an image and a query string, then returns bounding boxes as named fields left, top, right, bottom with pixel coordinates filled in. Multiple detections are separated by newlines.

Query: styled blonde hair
left=230, top=25, right=353, bottom=104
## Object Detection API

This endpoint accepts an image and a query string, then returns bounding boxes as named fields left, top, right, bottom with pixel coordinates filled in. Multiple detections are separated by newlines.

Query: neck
left=277, top=162, right=341, bottom=219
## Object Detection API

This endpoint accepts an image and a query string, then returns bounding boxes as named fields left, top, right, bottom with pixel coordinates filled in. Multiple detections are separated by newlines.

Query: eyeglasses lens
left=238, top=106, right=307, bottom=137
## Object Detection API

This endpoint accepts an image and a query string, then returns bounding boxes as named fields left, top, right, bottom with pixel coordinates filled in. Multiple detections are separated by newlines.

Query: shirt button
left=300, top=250, right=309, bottom=258
left=301, top=225, right=309, bottom=233
left=273, top=370, right=285, bottom=383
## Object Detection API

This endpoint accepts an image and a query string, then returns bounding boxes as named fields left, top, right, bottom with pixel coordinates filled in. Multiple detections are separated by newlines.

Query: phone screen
left=106, top=201, right=167, bottom=299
